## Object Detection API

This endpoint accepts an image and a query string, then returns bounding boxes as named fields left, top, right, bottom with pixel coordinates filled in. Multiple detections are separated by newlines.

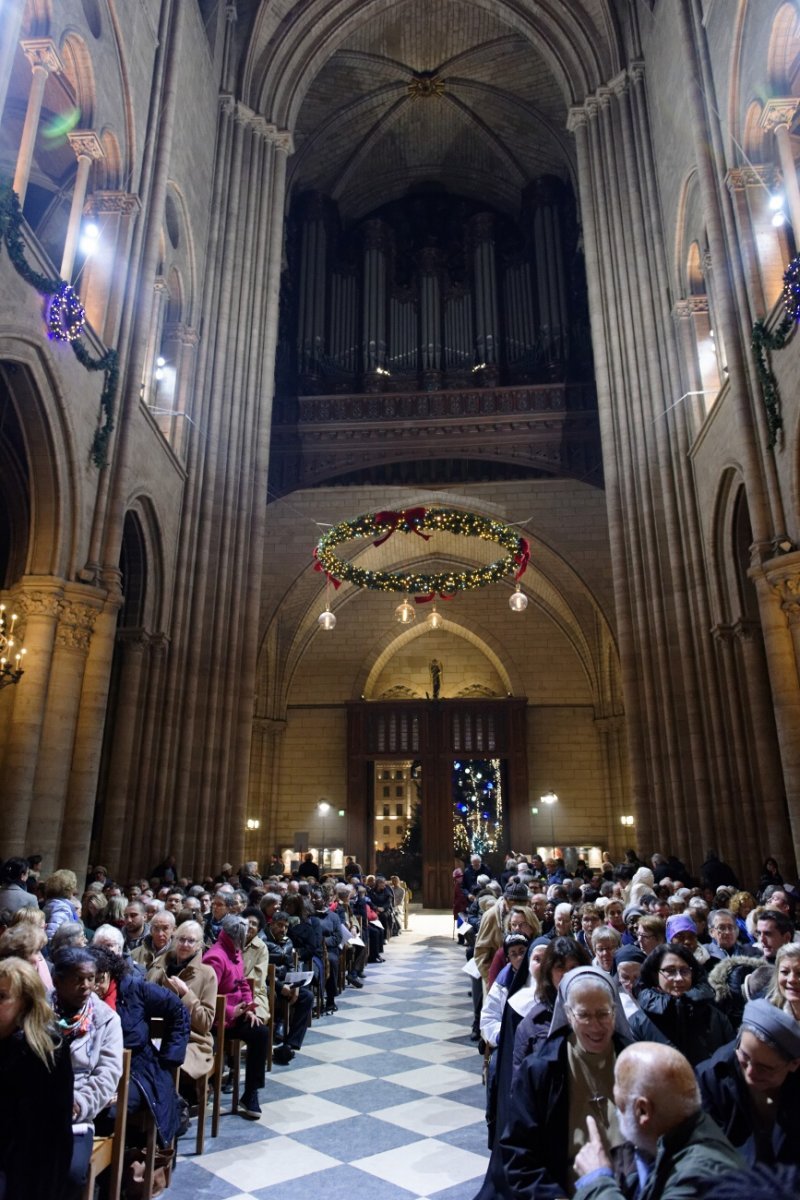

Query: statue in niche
left=428, top=659, right=443, bottom=700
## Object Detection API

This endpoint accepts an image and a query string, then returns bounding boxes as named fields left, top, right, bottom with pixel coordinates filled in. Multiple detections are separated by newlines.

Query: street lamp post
left=541, top=790, right=558, bottom=853
left=317, top=800, right=330, bottom=868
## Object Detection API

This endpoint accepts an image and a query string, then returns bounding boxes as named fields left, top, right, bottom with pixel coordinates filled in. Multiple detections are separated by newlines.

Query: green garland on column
left=751, top=253, right=800, bottom=449
left=0, top=182, right=119, bottom=467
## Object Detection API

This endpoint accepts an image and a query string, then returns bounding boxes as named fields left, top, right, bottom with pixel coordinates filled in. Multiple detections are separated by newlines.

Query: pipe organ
left=290, top=181, right=576, bottom=395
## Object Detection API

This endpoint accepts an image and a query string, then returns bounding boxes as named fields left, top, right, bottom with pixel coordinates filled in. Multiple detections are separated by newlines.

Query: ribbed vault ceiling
left=285, top=0, right=587, bottom=219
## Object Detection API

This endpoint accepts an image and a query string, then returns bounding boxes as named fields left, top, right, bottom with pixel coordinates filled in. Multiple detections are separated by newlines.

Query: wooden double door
left=346, top=698, right=529, bottom=907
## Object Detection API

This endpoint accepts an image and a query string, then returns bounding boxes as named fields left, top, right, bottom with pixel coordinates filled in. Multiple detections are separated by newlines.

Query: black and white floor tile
left=167, top=913, right=490, bottom=1200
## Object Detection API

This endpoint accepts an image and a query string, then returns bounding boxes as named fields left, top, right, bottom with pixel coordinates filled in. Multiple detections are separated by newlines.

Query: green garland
left=751, top=253, right=800, bottom=449
left=752, top=313, right=794, bottom=448
left=0, top=182, right=118, bottom=466
left=314, top=506, right=530, bottom=596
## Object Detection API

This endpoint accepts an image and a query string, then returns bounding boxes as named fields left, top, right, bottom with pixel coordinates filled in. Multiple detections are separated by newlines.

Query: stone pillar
left=80, top=191, right=142, bottom=344
left=13, top=40, right=63, bottom=206
left=361, top=218, right=390, bottom=387
left=417, top=246, right=442, bottom=387
left=755, top=556, right=800, bottom=868
left=29, top=597, right=100, bottom=869
left=61, top=132, right=105, bottom=281
left=59, top=594, right=120, bottom=878
left=672, top=299, right=715, bottom=433
left=469, top=213, right=499, bottom=383
left=0, top=582, right=62, bottom=858
left=0, top=0, right=26, bottom=121
left=760, top=100, right=800, bottom=241
left=250, top=716, right=286, bottom=863
left=93, top=630, right=149, bottom=874
left=156, top=104, right=293, bottom=879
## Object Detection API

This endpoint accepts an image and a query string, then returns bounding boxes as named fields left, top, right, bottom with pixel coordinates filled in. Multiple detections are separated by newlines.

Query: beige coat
left=148, top=952, right=218, bottom=1079
left=242, top=935, right=270, bottom=1023
left=473, top=897, right=508, bottom=990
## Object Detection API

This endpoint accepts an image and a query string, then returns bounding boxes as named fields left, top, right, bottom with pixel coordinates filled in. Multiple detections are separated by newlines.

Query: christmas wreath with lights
left=46, top=282, right=85, bottom=342
left=313, top=506, right=529, bottom=600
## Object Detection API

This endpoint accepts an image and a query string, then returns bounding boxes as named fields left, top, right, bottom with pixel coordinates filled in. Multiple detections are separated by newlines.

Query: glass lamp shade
left=509, top=585, right=528, bottom=612
left=395, top=596, right=416, bottom=625
left=318, top=608, right=337, bottom=631
left=427, top=605, right=442, bottom=631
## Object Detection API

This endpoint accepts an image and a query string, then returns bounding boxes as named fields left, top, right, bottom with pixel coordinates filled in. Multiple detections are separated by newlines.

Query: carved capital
left=88, top=190, right=141, bottom=216
left=21, top=38, right=63, bottom=75
left=116, top=627, right=150, bottom=652
left=673, top=295, right=709, bottom=320
left=362, top=218, right=391, bottom=253
left=608, top=70, right=630, bottom=98
left=153, top=275, right=169, bottom=296
left=710, top=622, right=735, bottom=645
left=67, top=130, right=105, bottom=162
left=226, top=2, right=238, bottom=20
left=759, top=98, right=800, bottom=133
left=55, top=601, right=98, bottom=652
left=264, top=125, right=294, bottom=154
left=768, top=569, right=800, bottom=624
left=566, top=105, right=588, bottom=133
left=253, top=716, right=287, bottom=735
left=724, top=164, right=777, bottom=193
left=13, top=587, right=63, bottom=621
left=162, top=321, right=199, bottom=347
left=629, top=60, right=646, bottom=86
left=732, top=618, right=760, bottom=642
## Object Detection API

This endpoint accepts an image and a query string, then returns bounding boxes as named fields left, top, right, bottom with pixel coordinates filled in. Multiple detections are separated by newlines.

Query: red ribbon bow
left=414, top=592, right=456, bottom=604
left=372, top=507, right=431, bottom=548
left=514, top=537, right=530, bottom=580
left=313, top=547, right=341, bottom=589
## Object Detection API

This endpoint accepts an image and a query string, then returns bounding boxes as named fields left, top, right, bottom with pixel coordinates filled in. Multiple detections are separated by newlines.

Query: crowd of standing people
left=456, top=847, right=800, bottom=1199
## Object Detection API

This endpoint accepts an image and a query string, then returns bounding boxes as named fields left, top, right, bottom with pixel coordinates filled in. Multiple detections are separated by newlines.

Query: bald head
left=614, top=1043, right=700, bottom=1154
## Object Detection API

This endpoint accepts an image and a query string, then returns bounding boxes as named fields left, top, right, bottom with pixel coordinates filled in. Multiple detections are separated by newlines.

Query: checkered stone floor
left=167, top=912, right=490, bottom=1200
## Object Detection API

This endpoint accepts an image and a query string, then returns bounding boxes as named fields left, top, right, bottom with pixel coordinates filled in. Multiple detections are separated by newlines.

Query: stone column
left=12, top=40, right=63, bottom=206
left=756, top=556, right=800, bottom=867
left=80, top=191, right=142, bottom=344
left=724, top=166, right=780, bottom=316
left=29, top=598, right=99, bottom=869
left=60, top=594, right=120, bottom=878
left=672, top=299, right=715, bottom=433
left=0, top=0, right=26, bottom=121
left=61, top=131, right=105, bottom=281
left=417, top=246, right=442, bottom=387
left=0, top=582, right=62, bottom=859
left=94, top=631, right=149, bottom=875
left=760, top=100, right=800, bottom=240
left=361, top=218, right=390, bottom=387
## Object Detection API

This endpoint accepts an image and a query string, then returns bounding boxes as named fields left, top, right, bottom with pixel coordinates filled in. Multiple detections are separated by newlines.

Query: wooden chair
left=266, top=964, right=277, bottom=1071
left=129, top=1016, right=179, bottom=1197
left=82, top=1048, right=131, bottom=1200
left=191, top=993, right=227, bottom=1155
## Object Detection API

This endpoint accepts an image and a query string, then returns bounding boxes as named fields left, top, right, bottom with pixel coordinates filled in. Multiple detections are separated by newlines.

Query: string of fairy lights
left=313, top=505, right=530, bottom=630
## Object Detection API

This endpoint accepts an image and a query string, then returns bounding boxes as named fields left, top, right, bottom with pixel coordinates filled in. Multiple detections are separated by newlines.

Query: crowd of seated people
left=463, top=847, right=800, bottom=1198
left=0, top=853, right=408, bottom=1197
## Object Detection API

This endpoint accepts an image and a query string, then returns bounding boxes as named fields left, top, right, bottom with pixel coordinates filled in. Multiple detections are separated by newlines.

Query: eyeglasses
left=569, top=1008, right=614, bottom=1025
left=176, top=937, right=198, bottom=945
left=659, top=966, right=692, bottom=979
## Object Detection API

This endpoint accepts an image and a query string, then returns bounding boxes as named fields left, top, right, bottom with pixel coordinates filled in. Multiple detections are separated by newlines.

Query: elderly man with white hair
left=573, top=1042, right=743, bottom=1200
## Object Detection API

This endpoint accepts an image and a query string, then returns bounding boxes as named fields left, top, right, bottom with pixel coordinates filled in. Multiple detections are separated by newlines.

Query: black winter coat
left=0, top=1032, right=73, bottom=1200
left=697, top=1040, right=800, bottom=1166
left=637, top=983, right=733, bottom=1065
left=117, top=970, right=190, bottom=1146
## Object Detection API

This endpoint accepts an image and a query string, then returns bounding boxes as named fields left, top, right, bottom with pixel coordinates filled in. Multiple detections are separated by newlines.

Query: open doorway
left=372, top=759, right=422, bottom=892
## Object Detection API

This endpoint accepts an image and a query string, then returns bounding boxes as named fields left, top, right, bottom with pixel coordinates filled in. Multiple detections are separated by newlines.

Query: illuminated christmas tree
left=453, top=758, right=503, bottom=856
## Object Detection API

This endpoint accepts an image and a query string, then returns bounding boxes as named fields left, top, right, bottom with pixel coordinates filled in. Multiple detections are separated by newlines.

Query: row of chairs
left=84, top=968, right=279, bottom=1200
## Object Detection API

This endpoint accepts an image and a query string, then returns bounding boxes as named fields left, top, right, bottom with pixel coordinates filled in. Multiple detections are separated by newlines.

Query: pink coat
left=202, top=931, right=252, bottom=1027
